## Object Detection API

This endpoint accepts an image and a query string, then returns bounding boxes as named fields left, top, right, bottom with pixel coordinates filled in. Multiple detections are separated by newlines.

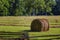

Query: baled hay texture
left=31, top=19, right=49, bottom=32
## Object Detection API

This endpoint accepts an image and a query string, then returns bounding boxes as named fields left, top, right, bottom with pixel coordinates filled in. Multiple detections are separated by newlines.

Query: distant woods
left=0, top=0, right=59, bottom=16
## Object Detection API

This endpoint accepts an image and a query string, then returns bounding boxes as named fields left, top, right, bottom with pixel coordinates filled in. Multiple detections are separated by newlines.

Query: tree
left=0, top=0, right=56, bottom=16
left=45, top=0, right=56, bottom=15
left=52, top=0, right=60, bottom=15
left=15, top=0, right=25, bottom=16
left=0, top=0, right=9, bottom=16
left=18, top=0, right=56, bottom=16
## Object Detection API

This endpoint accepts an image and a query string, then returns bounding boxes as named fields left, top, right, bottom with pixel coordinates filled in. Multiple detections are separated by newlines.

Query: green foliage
left=45, top=0, right=56, bottom=15
left=0, top=0, right=9, bottom=16
left=17, top=0, right=56, bottom=16
left=0, top=0, right=56, bottom=16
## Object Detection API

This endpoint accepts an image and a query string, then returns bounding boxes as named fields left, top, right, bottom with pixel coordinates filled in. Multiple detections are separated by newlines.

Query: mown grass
left=0, top=16, right=60, bottom=40
left=0, top=26, right=30, bottom=32
left=29, top=28, right=60, bottom=40
left=0, top=16, right=60, bottom=26
left=0, top=26, right=30, bottom=38
left=0, top=26, right=60, bottom=40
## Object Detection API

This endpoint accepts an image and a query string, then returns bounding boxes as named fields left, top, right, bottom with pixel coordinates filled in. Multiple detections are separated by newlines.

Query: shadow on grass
left=0, top=30, right=60, bottom=40
left=23, top=30, right=60, bottom=40
left=29, top=34, right=60, bottom=38
left=0, top=31, right=22, bottom=35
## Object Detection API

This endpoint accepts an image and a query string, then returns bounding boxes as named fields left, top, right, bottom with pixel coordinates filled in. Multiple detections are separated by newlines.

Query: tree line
left=0, top=0, right=59, bottom=16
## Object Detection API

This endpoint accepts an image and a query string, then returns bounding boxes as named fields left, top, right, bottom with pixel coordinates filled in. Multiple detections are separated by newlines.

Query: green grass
left=0, top=26, right=60, bottom=40
left=29, top=28, right=60, bottom=40
left=29, top=28, right=60, bottom=36
left=0, top=26, right=30, bottom=38
left=0, top=16, right=60, bottom=40
left=0, top=26, right=30, bottom=32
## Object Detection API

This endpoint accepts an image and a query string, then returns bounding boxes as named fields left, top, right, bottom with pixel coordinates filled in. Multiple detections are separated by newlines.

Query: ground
left=0, top=26, right=60, bottom=40
left=0, top=16, right=60, bottom=40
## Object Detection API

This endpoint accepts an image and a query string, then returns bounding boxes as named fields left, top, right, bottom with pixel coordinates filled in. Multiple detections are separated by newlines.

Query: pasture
left=0, top=26, right=60, bottom=40
left=0, top=16, right=60, bottom=40
left=0, top=16, right=60, bottom=26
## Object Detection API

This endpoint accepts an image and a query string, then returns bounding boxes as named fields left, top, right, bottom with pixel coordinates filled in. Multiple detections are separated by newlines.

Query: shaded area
left=29, top=34, right=60, bottom=40
left=30, top=34, right=60, bottom=38
left=0, top=32, right=22, bottom=35
left=0, top=31, right=60, bottom=40
left=50, top=26, right=60, bottom=28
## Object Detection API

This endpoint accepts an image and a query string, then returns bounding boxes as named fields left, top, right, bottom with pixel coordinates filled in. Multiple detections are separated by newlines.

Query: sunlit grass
left=0, top=16, right=60, bottom=39
left=0, top=26, right=60, bottom=39
left=29, top=28, right=60, bottom=36
left=0, top=26, right=30, bottom=32
left=0, top=16, right=60, bottom=26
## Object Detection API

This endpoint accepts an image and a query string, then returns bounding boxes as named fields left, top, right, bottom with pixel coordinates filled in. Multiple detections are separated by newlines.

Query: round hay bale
left=41, top=19, right=49, bottom=31
left=31, top=19, right=49, bottom=32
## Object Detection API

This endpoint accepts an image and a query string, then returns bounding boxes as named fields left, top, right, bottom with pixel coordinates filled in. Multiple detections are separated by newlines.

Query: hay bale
left=31, top=19, right=49, bottom=32
left=41, top=19, right=49, bottom=31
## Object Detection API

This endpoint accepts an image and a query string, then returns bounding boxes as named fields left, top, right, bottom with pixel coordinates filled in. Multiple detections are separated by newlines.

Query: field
left=0, top=16, right=60, bottom=40
left=0, top=16, right=60, bottom=26
left=0, top=26, right=60, bottom=40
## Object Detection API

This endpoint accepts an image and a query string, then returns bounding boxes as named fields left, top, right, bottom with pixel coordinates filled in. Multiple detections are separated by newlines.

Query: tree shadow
left=22, top=30, right=60, bottom=40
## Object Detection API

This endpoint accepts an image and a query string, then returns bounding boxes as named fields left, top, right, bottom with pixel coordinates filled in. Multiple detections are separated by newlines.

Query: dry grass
left=0, top=16, right=60, bottom=40
left=0, top=16, right=60, bottom=27
left=31, top=19, right=49, bottom=32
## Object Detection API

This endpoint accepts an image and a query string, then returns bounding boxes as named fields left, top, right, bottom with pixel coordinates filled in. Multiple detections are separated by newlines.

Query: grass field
left=0, top=16, right=60, bottom=26
left=0, top=26, right=60, bottom=40
left=0, top=16, right=60, bottom=40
